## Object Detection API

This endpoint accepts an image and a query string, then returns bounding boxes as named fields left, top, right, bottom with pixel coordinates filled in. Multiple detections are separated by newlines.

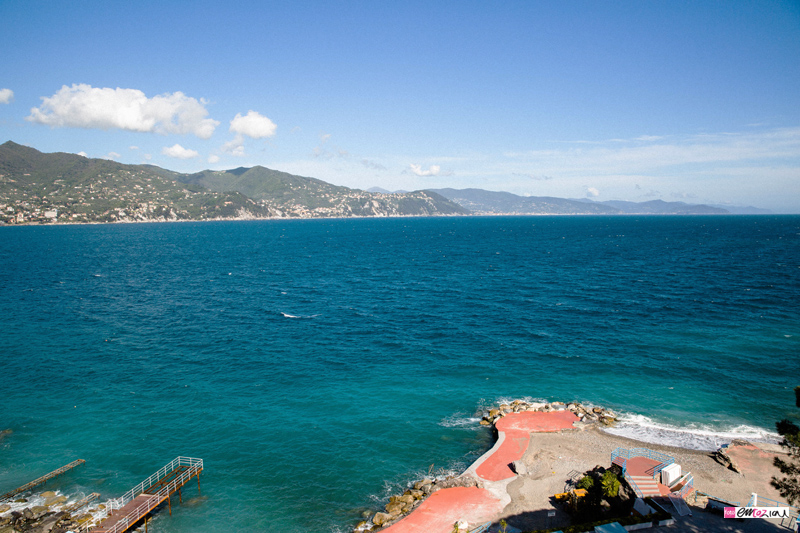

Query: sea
left=1, top=215, right=798, bottom=532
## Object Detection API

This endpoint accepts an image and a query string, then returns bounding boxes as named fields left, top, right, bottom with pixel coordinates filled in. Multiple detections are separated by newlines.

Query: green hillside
left=0, top=141, right=468, bottom=224
left=177, top=165, right=469, bottom=217
left=0, top=141, right=273, bottom=223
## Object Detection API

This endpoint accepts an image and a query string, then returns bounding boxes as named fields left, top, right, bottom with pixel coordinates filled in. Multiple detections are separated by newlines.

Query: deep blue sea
left=1, top=216, right=799, bottom=532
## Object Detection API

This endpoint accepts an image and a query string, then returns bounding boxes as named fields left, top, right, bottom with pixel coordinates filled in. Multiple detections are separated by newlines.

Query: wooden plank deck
left=89, top=457, right=202, bottom=533
left=143, top=466, right=188, bottom=495
left=92, top=494, right=163, bottom=533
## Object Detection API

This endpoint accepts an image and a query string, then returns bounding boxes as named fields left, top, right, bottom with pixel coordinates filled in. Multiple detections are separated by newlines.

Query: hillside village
left=0, top=141, right=761, bottom=225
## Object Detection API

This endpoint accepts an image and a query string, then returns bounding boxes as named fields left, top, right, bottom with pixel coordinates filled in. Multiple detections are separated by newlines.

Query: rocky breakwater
left=353, top=400, right=618, bottom=532
left=480, top=400, right=618, bottom=429
left=0, top=492, right=102, bottom=533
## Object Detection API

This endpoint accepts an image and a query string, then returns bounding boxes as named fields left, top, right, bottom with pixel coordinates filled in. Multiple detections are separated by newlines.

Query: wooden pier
left=0, top=459, right=86, bottom=501
left=91, top=457, right=202, bottom=533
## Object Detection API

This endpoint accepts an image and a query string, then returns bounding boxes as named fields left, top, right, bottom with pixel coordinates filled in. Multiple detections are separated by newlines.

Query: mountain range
left=0, top=141, right=768, bottom=225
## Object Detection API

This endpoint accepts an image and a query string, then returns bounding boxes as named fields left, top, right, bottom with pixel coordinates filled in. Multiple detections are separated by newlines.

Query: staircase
left=627, top=475, right=662, bottom=497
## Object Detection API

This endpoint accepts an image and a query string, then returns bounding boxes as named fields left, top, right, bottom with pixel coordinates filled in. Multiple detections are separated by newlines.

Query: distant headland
left=0, top=141, right=769, bottom=225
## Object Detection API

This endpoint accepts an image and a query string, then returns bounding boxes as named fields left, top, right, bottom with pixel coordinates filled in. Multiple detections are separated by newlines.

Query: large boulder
left=372, top=512, right=393, bottom=527
left=413, top=478, right=433, bottom=491
left=384, top=501, right=404, bottom=516
left=397, top=494, right=415, bottom=506
left=45, top=495, right=68, bottom=507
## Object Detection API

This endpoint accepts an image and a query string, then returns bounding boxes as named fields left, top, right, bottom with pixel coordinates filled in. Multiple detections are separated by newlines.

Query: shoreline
left=359, top=400, right=790, bottom=533
left=0, top=212, right=791, bottom=228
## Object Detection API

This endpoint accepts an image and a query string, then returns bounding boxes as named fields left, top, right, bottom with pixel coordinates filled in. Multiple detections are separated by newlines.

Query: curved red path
left=476, top=410, right=579, bottom=481
left=381, top=410, right=579, bottom=533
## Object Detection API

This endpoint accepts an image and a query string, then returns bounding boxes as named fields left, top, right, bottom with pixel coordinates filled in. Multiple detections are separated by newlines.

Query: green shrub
left=601, top=471, right=620, bottom=498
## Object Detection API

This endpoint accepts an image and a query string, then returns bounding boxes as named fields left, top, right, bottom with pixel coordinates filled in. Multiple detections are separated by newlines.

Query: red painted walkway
left=381, top=487, right=505, bottom=533
left=477, top=410, right=579, bottom=482
left=381, top=410, right=579, bottom=532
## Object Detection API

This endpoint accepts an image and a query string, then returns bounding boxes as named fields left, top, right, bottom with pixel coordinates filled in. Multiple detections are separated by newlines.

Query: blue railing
left=676, top=474, right=694, bottom=498
left=622, top=471, right=644, bottom=498
left=747, top=494, right=799, bottom=513
left=611, top=447, right=675, bottom=481
left=611, top=447, right=675, bottom=466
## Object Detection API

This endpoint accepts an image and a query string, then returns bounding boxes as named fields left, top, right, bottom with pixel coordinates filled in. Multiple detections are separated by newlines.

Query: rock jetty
left=479, top=400, right=617, bottom=428
left=354, top=399, right=618, bottom=531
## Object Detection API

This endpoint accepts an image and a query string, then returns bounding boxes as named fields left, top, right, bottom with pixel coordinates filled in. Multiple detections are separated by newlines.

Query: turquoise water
left=1, top=216, right=798, bottom=532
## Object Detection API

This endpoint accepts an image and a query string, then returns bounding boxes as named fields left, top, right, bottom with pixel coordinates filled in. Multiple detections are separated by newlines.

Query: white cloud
left=27, top=84, right=219, bottom=138
left=104, top=152, right=121, bottom=160
left=229, top=110, right=277, bottom=139
left=409, top=163, right=441, bottom=176
left=586, top=187, right=600, bottom=197
left=129, top=145, right=139, bottom=150
left=77, top=151, right=88, bottom=157
left=162, top=144, right=199, bottom=159
left=0, top=88, right=13, bottom=104
left=222, top=137, right=245, bottom=156
left=208, top=154, right=220, bottom=164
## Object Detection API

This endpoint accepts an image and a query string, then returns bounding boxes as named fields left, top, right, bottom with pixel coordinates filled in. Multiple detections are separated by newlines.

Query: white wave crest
left=280, top=312, right=320, bottom=319
left=603, top=413, right=780, bottom=451
left=438, top=414, right=482, bottom=428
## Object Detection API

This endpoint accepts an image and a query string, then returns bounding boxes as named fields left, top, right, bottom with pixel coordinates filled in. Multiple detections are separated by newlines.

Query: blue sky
left=1, top=1, right=799, bottom=211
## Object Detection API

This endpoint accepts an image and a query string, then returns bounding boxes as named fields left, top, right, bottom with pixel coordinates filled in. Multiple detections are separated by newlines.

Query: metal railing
left=97, top=457, right=203, bottom=533
left=747, top=494, right=799, bottom=512
left=622, top=471, right=644, bottom=498
left=108, top=457, right=202, bottom=511
left=610, top=447, right=675, bottom=469
left=612, top=447, right=676, bottom=499
left=675, top=474, right=694, bottom=499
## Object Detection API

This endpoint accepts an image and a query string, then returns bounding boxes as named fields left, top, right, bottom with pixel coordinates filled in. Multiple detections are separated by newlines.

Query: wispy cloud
left=312, top=133, right=349, bottom=160
left=0, top=88, right=13, bottom=104
left=512, top=172, right=553, bottom=181
left=505, top=128, right=800, bottom=174
left=361, top=159, right=386, bottom=171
